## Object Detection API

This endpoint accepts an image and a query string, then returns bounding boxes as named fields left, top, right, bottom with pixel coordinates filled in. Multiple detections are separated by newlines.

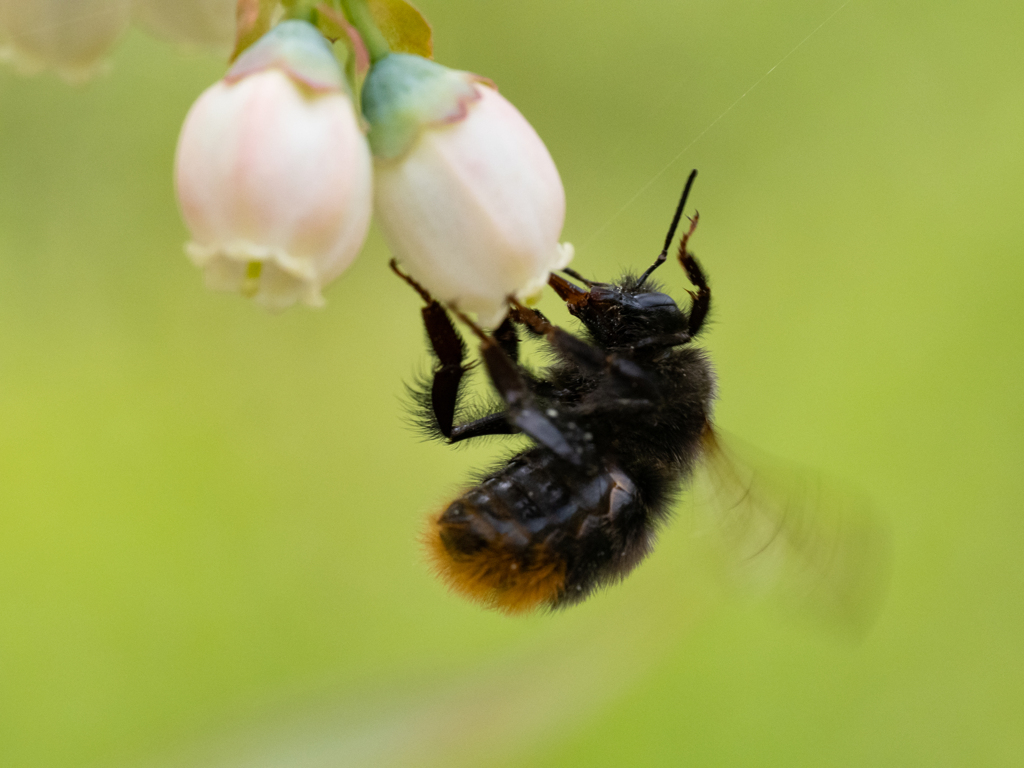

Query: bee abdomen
left=424, top=452, right=651, bottom=614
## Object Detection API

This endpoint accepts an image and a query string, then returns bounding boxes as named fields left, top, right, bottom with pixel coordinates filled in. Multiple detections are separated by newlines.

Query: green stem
left=340, top=0, right=391, bottom=63
left=281, top=0, right=317, bottom=23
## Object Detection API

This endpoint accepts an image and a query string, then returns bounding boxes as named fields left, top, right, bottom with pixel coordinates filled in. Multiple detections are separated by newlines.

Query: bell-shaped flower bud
left=174, top=20, right=373, bottom=311
left=364, top=54, right=571, bottom=328
left=133, top=0, right=236, bottom=53
left=0, top=0, right=130, bottom=82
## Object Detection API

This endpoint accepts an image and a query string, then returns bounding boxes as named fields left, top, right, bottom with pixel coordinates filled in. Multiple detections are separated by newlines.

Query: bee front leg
left=509, top=300, right=606, bottom=373
left=510, top=300, right=660, bottom=400
left=676, top=217, right=711, bottom=337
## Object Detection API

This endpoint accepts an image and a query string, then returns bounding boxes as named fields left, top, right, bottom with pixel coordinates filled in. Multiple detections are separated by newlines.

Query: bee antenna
left=638, top=169, right=698, bottom=286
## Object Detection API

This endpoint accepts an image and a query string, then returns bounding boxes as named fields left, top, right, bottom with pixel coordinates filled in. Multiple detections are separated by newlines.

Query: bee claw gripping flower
left=174, top=20, right=373, bottom=311
left=363, top=53, right=571, bottom=328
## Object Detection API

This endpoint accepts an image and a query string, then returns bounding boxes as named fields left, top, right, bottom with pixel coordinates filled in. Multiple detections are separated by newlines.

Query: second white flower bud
left=364, top=54, right=571, bottom=328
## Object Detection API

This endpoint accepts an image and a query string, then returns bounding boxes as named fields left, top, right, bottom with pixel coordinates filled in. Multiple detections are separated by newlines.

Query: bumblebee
left=393, top=170, right=878, bottom=617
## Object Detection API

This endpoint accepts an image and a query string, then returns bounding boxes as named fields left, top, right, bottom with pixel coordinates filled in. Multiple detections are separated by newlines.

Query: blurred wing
left=690, top=427, right=889, bottom=635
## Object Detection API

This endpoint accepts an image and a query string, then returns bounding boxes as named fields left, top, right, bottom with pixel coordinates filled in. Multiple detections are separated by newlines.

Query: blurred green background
left=2, top=0, right=1023, bottom=765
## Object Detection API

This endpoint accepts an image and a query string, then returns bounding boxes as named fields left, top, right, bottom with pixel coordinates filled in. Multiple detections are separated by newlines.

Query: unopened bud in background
left=133, top=0, right=236, bottom=54
left=174, top=20, right=373, bottom=311
left=0, top=0, right=130, bottom=82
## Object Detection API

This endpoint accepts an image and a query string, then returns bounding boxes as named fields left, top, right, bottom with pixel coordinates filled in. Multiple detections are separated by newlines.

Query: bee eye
left=633, top=292, right=679, bottom=312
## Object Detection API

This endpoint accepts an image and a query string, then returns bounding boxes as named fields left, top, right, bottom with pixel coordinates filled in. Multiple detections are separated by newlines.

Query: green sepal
left=226, top=20, right=347, bottom=94
left=362, top=53, right=483, bottom=159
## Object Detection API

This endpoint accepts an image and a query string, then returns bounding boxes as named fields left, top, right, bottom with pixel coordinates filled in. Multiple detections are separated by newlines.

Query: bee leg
left=443, top=326, right=557, bottom=442
left=449, top=412, right=517, bottom=443
left=390, top=260, right=472, bottom=440
left=502, top=303, right=550, bottom=341
left=492, top=309, right=561, bottom=399
left=676, top=213, right=711, bottom=337
left=510, top=300, right=660, bottom=400
left=509, top=301, right=605, bottom=373
left=492, top=314, right=521, bottom=361
left=449, top=306, right=587, bottom=466
left=631, top=331, right=693, bottom=351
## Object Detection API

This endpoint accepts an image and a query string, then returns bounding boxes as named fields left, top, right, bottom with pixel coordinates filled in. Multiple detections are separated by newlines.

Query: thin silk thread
left=580, top=0, right=853, bottom=250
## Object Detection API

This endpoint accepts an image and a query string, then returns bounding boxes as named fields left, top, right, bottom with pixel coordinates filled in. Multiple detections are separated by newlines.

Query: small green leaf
left=367, top=0, right=432, bottom=59
left=231, top=0, right=280, bottom=62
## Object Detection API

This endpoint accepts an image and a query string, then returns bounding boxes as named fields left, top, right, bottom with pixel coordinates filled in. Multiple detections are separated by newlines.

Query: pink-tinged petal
left=374, top=83, right=569, bottom=327
left=174, top=39, right=372, bottom=311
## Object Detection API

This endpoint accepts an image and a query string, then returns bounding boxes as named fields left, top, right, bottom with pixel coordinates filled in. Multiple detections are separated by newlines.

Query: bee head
left=546, top=169, right=706, bottom=351
left=549, top=273, right=689, bottom=348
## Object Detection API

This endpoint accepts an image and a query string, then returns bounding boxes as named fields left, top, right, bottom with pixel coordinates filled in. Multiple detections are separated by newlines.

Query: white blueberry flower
left=133, top=0, right=236, bottom=53
left=363, top=53, right=571, bottom=328
left=174, top=20, right=373, bottom=311
left=0, top=0, right=130, bottom=82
